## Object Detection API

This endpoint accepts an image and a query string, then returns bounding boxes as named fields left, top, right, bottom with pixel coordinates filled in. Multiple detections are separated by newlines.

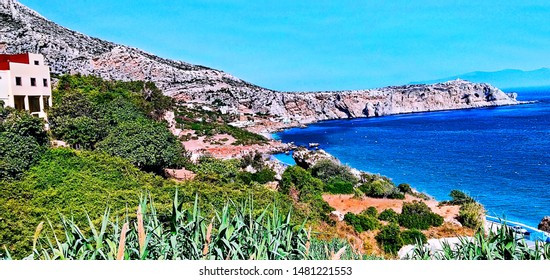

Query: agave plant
left=14, top=191, right=364, bottom=260
left=406, top=221, right=550, bottom=260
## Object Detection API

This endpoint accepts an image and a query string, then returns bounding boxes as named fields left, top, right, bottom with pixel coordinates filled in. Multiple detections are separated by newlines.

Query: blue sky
left=19, top=0, right=550, bottom=91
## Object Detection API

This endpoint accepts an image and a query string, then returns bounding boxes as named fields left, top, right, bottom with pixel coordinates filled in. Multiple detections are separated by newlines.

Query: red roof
left=0, top=53, right=30, bottom=70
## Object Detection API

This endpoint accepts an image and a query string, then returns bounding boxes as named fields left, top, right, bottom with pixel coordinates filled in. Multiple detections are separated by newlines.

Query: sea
left=273, top=86, right=550, bottom=229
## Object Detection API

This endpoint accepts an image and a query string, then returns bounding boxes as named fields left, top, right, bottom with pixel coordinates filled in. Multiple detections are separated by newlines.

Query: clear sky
left=18, top=0, right=550, bottom=91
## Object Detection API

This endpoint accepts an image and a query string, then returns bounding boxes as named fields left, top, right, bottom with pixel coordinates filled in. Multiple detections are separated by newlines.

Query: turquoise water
left=274, top=87, right=550, bottom=228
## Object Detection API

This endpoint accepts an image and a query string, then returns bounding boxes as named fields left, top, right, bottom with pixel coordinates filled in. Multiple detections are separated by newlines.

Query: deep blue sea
left=274, top=87, right=550, bottom=228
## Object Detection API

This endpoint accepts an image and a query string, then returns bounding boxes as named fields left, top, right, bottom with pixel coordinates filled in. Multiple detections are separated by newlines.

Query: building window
left=30, top=78, right=36, bottom=87
left=43, top=79, right=48, bottom=87
left=34, top=60, right=40, bottom=65
left=15, top=77, right=22, bottom=86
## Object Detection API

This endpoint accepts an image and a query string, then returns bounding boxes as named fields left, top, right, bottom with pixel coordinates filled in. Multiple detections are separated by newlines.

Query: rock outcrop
left=292, top=148, right=338, bottom=170
left=1, top=1, right=522, bottom=123
left=538, top=216, right=550, bottom=233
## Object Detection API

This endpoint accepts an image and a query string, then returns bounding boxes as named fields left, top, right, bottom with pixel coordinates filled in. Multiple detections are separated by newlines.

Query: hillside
left=413, top=68, right=550, bottom=90
left=1, top=0, right=521, bottom=124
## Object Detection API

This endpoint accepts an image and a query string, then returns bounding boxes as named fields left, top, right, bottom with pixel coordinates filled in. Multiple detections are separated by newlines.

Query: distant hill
left=413, top=68, right=550, bottom=90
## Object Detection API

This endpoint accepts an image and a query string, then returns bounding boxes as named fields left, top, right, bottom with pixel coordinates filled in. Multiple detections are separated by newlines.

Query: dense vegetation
left=0, top=105, right=49, bottom=180
left=398, top=201, right=444, bottom=230
left=358, top=177, right=405, bottom=199
left=405, top=224, right=550, bottom=260
left=441, top=190, right=486, bottom=229
left=174, top=105, right=267, bottom=145
left=0, top=197, right=372, bottom=260
left=0, top=75, right=338, bottom=259
left=49, top=75, right=185, bottom=174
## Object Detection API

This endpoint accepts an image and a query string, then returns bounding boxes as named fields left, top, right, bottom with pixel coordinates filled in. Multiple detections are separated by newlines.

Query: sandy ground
left=322, top=194, right=460, bottom=222
left=181, top=133, right=288, bottom=160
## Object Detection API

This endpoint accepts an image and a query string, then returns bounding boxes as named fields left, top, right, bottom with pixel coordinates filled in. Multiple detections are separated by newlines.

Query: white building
left=0, top=53, right=52, bottom=118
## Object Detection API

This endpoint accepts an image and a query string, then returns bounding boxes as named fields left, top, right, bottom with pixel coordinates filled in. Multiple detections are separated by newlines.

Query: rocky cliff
left=0, top=0, right=521, bottom=123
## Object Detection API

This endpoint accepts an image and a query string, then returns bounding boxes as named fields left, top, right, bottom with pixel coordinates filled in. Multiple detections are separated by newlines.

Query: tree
left=281, top=166, right=324, bottom=201
left=310, top=159, right=357, bottom=185
left=375, top=223, right=404, bottom=255
left=398, top=201, right=444, bottom=230
left=96, top=120, right=186, bottom=173
left=0, top=132, right=45, bottom=180
left=1, top=109, right=48, bottom=146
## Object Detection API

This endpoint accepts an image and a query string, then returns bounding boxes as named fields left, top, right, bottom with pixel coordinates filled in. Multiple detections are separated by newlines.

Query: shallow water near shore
left=274, top=87, right=550, bottom=228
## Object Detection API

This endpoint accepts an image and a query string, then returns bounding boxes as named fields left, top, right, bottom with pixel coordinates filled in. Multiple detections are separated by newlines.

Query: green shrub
left=0, top=133, right=45, bottom=180
left=448, top=190, right=476, bottom=205
left=252, top=168, right=276, bottom=184
left=375, top=223, right=404, bottom=255
left=401, top=229, right=427, bottom=245
left=458, top=202, right=485, bottom=229
left=1, top=109, right=49, bottom=146
left=280, top=166, right=333, bottom=220
left=378, top=209, right=399, bottom=223
left=193, top=157, right=241, bottom=183
left=325, top=180, right=354, bottom=194
left=398, top=183, right=412, bottom=194
left=359, top=179, right=404, bottom=199
left=398, top=201, right=444, bottom=230
left=0, top=110, right=48, bottom=180
left=362, top=206, right=378, bottom=217
left=311, top=160, right=357, bottom=185
left=343, top=212, right=380, bottom=233
left=237, top=171, right=254, bottom=184
left=96, top=120, right=186, bottom=173
left=387, top=190, right=405, bottom=199
left=281, top=166, right=323, bottom=200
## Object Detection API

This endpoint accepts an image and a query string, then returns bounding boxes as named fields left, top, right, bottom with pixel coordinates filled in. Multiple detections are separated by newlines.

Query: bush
left=378, top=209, right=399, bottom=223
left=401, top=229, right=427, bottom=245
left=252, top=168, right=276, bottom=184
left=398, top=201, right=444, bottom=230
left=387, top=190, right=405, bottom=199
left=96, top=120, right=186, bottom=173
left=359, top=179, right=403, bottom=199
left=50, top=116, right=106, bottom=149
left=192, top=157, right=241, bottom=183
left=458, top=202, right=485, bottom=229
left=375, top=223, right=404, bottom=255
left=0, top=132, right=45, bottom=180
left=398, top=183, right=412, bottom=194
left=362, top=206, right=378, bottom=217
left=281, top=166, right=324, bottom=201
left=448, top=190, right=476, bottom=205
left=1, top=109, right=49, bottom=146
left=280, top=166, right=332, bottom=220
left=0, top=110, right=48, bottom=180
left=236, top=168, right=276, bottom=185
left=343, top=212, right=380, bottom=233
left=324, top=180, right=354, bottom=194
left=310, top=160, right=357, bottom=185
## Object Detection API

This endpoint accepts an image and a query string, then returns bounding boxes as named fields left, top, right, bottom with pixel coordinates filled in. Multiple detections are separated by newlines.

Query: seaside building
left=0, top=53, right=52, bottom=118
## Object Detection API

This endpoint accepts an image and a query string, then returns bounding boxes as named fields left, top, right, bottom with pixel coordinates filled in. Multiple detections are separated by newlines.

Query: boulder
left=330, top=211, right=345, bottom=222
left=538, top=216, right=550, bottom=233
left=292, top=147, right=338, bottom=170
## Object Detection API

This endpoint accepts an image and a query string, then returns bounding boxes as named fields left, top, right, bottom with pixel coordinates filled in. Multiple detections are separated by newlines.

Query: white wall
left=0, top=70, right=9, bottom=106
left=9, top=62, right=51, bottom=97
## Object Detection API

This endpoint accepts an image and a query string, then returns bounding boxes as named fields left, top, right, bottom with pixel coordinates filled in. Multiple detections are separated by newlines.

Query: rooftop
left=0, top=53, right=31, bottom=70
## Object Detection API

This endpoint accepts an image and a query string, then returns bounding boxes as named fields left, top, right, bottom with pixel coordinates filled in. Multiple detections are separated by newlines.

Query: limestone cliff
left=0, top=0, right=521, bottom=123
